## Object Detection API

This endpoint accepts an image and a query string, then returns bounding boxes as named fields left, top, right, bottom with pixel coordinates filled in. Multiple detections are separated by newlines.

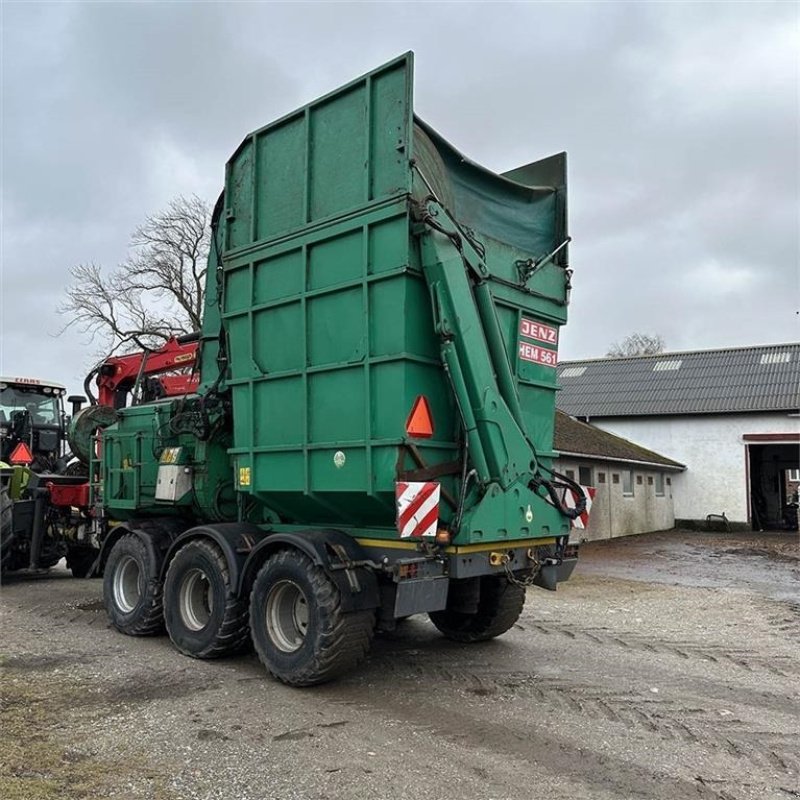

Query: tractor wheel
left=66, top=546, right=99, bottom=578
left=163, top=540, right=249, bottom=659
left=249, top=549, right=375, bottom=686
left=103, top=534, right=164, bottom=636
left=0, top=486, right=13, bottom=572
left=429, top=576, right=525, bottom=643
left=62, top=461, right=88, bottom=478
left=1, top=486, right=12, bottom=543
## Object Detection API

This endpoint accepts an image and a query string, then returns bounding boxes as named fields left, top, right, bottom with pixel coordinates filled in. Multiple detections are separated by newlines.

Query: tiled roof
left=556, top=343, right=800, bottom=417
left=554, top=411, right=684, bottom=469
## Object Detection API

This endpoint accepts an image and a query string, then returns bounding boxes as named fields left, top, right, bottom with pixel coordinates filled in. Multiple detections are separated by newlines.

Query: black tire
left=62, top=461, right=88, bottom=478
left=103, top=534, right=164, bottom=635
left=429, top=576, right=525, bottom=643
left=163, top=540, right=249, bottom=659
left=66, top=546, right=99, bottom=579
left=249, top=549, right=375, bottom=686
left=0, top=486, right=22, bottom=573
left=0, top=487, right=13, bottom=562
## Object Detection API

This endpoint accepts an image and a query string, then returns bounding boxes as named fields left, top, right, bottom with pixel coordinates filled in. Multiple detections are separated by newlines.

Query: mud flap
left=532, top=557, right=577, bottom=591
left=394, top=576, right=449, bottom=617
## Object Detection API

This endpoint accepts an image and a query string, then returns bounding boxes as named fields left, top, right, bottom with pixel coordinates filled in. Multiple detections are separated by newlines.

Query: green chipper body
left=97, top=54, right=582, bottom=680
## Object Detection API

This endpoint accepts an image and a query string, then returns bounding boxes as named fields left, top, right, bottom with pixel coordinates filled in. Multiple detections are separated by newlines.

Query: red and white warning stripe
left=564, top=485, right=597, bottom=530
left=395, top=481, right=441, bottom=539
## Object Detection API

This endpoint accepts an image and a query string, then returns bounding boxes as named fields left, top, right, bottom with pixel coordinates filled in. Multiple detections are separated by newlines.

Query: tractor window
left=0, top=385, right=60, bottom=425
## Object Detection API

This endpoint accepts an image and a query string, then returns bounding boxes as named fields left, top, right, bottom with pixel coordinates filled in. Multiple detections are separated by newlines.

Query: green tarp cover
left=413, top=117, right=563, bottom=261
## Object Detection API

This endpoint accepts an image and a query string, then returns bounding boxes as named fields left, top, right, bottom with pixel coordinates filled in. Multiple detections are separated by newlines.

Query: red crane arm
left=96, top=336, right=200, bottom=408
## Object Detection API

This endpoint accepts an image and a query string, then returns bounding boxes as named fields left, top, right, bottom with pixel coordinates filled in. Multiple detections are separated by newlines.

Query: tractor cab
left=0, top=378, right=68, bottom=472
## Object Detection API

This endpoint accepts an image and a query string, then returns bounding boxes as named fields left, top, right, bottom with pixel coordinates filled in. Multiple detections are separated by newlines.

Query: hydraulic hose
left=531, top=470, right=587, bottom=520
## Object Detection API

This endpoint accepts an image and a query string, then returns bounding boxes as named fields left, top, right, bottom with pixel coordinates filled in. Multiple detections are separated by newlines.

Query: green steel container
left=215, top=53, right=571, bottom=541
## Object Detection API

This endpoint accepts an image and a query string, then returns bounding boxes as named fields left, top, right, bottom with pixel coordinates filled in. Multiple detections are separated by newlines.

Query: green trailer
left=97, top=53, right=586, bottom=685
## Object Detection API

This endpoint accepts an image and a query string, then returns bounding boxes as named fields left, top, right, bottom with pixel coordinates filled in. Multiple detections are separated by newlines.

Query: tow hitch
left=532, top=542, right=579, bottom=591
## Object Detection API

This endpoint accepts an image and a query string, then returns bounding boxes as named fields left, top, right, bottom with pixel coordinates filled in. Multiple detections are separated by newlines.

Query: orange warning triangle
left=9, top=442, right=34, bottom=465
left=406, top=395, right=434, bottom=438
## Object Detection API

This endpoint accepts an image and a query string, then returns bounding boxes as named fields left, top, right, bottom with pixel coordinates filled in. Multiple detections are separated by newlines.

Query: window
left=647, top=476, right=653, bottom=485
left=598, top=472, right=606, bottom=484
left=655, top=473, right=665, bottom=496
left=0, top=385, right=59, bottom=425
left=612, top=474, right=620, bottom=484
left=622, top=470, right=634, bottom=496
left=666, top=477, right=671, bottom=486
left=789, top=469, right=800, bottom=482
left=636, top=475, right=643, bottom=485
left=579, top=466, right=592, bottom=485
left=565, top=469, right=575, bottom=481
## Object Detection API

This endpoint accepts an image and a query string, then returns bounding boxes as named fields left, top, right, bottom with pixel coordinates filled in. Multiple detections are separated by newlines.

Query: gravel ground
left=1, top=530, right=798, bottom=800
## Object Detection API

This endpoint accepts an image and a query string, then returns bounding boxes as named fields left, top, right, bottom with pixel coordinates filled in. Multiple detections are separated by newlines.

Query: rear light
left=397, top=563, right=420, bottom=580
left=435, top=528, right=451, bottom=545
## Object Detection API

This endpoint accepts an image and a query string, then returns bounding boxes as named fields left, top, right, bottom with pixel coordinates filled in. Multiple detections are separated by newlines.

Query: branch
left=57, top=194, right=211, bottom=358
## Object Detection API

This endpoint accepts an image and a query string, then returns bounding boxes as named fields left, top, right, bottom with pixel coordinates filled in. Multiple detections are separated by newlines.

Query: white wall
left=557, top=457, right=676, bottom=542
left=591, top=413, right=800, bottom=524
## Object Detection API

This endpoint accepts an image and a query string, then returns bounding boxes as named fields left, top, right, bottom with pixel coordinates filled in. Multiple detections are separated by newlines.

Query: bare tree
left=59, top=195, right=211, bottom=356
left=606, top=332, right=666, bottom=358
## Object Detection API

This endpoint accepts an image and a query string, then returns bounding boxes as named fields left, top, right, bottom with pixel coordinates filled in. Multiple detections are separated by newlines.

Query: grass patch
left=0, top=660, right=176, bottom=799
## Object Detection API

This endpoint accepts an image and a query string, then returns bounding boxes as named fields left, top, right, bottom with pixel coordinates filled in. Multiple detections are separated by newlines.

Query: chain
left=503, top=552, right=542, bottom=588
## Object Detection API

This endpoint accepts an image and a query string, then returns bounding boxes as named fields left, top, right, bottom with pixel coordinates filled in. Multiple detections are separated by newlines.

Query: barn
left=556, top=343, right=800, bottom=530
left=553, top=410, right=684, bottom=541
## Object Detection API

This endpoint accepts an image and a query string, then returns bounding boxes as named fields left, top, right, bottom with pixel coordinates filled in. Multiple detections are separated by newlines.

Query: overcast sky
left=1, top=1, right=798, bottom=393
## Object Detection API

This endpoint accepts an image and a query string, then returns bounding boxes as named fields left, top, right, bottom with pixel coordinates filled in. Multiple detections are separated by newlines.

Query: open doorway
left=748, top=443, right=800, bottom=531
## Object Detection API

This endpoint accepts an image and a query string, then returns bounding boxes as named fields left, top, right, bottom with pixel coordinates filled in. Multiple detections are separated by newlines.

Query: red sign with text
left=519, top=318, right=558, bottom=346
left=519, top=341, right=558, bottom=368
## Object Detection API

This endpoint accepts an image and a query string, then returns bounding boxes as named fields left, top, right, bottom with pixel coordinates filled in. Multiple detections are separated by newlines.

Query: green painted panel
left=254, top=250, right=303, bottom=304
left=310, top=448, right=367, bottom=491
left=368, top=361, right=451, bottom=441
left=308, top=289, right=365, bottom=367
left=368, top=278, right=405, bottom=358
left=255, top=117, right=306, bottom=239
left=254, top=452, right=303, bottom=492
left=520, top=383, right=557, bottom=457
left=226, top=316, right=251, bottom=380
left=253, top=302, right=303, bottom=373
left=254, top=377, right=303, bottom=447
left=231, top=389, right=252, bottom=449
left=309, top=86, right=368, bottom=220
left=368, top=215, right=408, bottom=274
left=308, top=368, right=365, bottom=443
left=367, top=362, right=403, bottom=440
left=226, top=139, right=254, bottom=250
left=224, top=267, right=251, bottom=313
left=369, top=274, right=438, bottom=359
left=308, top=229, right=363, bottom=291
left=369, top=63, right=413, bottom=199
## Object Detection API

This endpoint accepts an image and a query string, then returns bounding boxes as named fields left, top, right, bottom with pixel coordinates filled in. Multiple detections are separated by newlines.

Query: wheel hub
left=265, top=580, right=309, bottom=653
left=113, top=555, right=142, bottom=613
left=179, top=568, right=214, bottom=631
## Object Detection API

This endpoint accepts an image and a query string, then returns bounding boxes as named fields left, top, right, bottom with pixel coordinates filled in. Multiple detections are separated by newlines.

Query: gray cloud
left=1, top=1, right=797, bottom=393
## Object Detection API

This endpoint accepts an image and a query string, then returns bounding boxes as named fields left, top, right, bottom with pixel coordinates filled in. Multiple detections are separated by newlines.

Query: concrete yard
left=1, top=530, right=798, bottom=800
